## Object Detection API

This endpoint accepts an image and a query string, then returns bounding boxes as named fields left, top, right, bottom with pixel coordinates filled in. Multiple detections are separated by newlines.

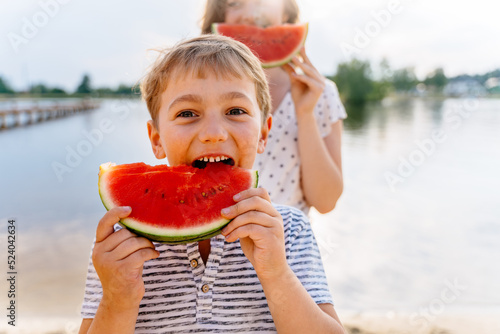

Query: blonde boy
left=79, top=35, right=344, bottom=333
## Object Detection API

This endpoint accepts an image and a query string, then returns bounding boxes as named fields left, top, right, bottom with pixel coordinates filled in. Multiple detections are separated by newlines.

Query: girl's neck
left=265, top=67, right=291, bottom=114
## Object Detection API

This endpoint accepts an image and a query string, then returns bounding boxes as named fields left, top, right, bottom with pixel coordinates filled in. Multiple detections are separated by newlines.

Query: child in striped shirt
left=79, top=35, right=345, bottom=333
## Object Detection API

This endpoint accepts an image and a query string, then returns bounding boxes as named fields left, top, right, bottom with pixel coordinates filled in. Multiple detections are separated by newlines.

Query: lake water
left=0, top=97, right=499, bottom=329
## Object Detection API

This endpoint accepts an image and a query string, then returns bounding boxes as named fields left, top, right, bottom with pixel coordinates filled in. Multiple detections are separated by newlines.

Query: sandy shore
left=341, top=312, right=500, bottom=334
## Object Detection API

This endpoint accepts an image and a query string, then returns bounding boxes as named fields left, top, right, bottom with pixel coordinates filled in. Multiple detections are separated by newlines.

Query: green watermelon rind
left=212, top=23, right=308, bottom=68
left=98, top=163, right=259, bottom=244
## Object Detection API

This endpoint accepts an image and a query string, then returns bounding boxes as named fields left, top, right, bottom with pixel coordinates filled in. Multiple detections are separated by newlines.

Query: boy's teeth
left=197, top=155, right=230, bottom=162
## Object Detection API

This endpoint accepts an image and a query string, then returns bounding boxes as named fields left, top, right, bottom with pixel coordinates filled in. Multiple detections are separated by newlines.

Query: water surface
left=0, top=97, right=499, bottom=321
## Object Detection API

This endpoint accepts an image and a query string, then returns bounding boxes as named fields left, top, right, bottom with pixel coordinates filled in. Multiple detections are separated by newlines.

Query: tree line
left=0, top=74, right=138, bottom=97
left=1, top=64, right=499, bottom=102
left=329, top=59, right=500, bottom=103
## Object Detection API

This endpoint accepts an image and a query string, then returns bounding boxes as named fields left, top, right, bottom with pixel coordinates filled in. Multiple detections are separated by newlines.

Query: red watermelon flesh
left=212, top=23, right=308, bottom=68
left=98, top=162, right=258, bottom=243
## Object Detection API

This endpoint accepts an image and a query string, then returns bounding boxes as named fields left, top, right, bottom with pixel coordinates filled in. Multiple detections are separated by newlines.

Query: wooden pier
left=0, top=101, right=100, bottom=130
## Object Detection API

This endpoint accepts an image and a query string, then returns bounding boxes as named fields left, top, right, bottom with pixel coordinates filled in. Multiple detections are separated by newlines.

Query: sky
left=1, top=0, right=499, bottom=91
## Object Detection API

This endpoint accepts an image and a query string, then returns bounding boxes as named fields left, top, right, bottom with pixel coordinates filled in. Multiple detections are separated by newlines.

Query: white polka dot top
left=254, top=79, right=347, bottom=215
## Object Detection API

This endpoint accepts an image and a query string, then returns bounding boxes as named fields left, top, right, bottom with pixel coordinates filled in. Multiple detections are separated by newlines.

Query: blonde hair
left=141, top=34, right=271, bottom=128
left=201, top=0, right=300, bottom=34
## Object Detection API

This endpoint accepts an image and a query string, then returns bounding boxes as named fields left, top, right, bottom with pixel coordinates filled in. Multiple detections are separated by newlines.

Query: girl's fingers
left=291, top=56, right=321, bottom=80
left=96, top=206, right=132, bottom=243
left=289, top=73, right=322, bottom=91
left=281, top=62, right=297, bottom=77
left=111, top=236, right=157, bottom=261
left=221, top=210, right=277, bottom=237
left=299, top=47, right=311, bottom=65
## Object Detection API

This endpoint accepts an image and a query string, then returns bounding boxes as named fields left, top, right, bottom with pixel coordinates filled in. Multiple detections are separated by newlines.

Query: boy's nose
left=198, top=119, right=228, bottom=143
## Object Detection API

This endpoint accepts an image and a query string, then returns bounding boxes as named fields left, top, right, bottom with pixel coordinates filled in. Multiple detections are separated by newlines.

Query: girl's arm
left=283, top=49, right=344, bottom=213
left=297, top=114, right=343, bottom=213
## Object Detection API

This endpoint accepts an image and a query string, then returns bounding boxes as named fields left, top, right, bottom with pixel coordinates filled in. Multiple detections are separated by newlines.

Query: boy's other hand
left=220, top=189, right=288, bottom=281
left=93, top=207, right=160, bottom=310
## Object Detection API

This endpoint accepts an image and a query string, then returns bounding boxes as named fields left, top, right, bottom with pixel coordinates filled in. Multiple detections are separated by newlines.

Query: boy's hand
left=281, top=47, right=325, bottom=117
left=220, top=188, right=288, bottom=280
left=92, top=207, right=159, bottom=310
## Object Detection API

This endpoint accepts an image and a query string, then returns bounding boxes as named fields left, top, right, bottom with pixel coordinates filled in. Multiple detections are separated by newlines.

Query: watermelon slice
left=212, top=23, right=308, bottom=68
left=98, top=162, right=258, bottom=243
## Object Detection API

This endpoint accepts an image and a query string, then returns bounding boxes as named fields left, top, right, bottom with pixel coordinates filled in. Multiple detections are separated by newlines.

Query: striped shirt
left=81, top=204, right=333, bottom=333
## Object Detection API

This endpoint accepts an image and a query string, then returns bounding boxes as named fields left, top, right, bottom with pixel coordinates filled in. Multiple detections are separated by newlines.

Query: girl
left=202, top=0, right=347, bottom=215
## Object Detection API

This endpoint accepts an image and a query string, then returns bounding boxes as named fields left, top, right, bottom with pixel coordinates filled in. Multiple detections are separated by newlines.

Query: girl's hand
left=220, top=188, right=288, bottom=280
left=92, top=207, right=159, bottom=310
left=281, top=47, right=325, bottom=117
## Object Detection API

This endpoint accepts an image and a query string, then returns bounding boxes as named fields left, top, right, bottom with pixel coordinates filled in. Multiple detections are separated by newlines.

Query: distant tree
left=94, top=87, right=114, bottom=97
left=391, top=67, right=418, bottom=92
left=49, top=87, right=67, bottom=95
left=333, top=59, right=374, bottom=103
left=0, top=76, right=15, bottom=94
left=424, top=68, right=448, bottom=91
left=370, top=58, right=392, bottom=99
left=115, top=84, right=134, bottom=95
left=29, top=83, right=50, bottom=94
left=76, top=74, right=93, bottom=94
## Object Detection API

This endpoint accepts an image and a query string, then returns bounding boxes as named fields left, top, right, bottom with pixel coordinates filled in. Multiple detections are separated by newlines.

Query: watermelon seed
left=202, top=192, right=207, bottom=197
left=218, top=186, right=223, bottom=191
left=145, top=189, right=149, bottom=194
left=180, top=200, right=185, bottom=204
left=210, top=187, right=217, bottom=195
left=162, top=193, right=165, bottom=199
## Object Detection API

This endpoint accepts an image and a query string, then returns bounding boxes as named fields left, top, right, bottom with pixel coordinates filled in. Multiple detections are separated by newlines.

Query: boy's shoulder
left=272, top=202, right=310, bottom=235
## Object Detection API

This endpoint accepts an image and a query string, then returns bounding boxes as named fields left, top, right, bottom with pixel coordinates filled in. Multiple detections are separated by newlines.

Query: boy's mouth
left=192, top=155, right=235, bottom=169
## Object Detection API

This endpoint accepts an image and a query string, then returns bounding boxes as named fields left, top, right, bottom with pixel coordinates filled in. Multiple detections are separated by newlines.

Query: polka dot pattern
left=253, top=79, right=347, bottom=214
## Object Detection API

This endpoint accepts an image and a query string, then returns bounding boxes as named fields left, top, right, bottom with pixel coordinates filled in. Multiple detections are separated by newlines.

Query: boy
left=79, top=35, right=345, bottom=333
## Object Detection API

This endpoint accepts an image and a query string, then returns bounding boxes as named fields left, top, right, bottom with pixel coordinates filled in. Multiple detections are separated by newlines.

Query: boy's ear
left=147, top=120, right=166, bottom=159
left=257, top=114, right=273, bottom=154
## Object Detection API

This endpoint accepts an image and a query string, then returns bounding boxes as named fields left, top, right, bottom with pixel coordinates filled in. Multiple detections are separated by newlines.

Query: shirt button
left=201, top=284, right=210, bottom=293
left=190, top=259, right=198, bottom=268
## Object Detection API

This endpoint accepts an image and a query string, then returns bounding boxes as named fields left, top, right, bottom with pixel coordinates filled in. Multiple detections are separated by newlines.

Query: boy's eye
left=227, top=108, right=247, bottom=116
left=177, top=110, right=197, bottom=118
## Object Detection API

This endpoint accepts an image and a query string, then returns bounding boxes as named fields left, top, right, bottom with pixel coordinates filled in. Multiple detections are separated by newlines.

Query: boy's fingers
left=96, top=206, right=132, bottom=243
left=99, top=228, right=137, bottom=252
left=124, top=247, right=160, bottom=267
left=112, top=236, right=157, bottom=261
left=233, top=187, right=270, bottom=202
left=224, top=223, right=267, bottom=244
left=221, top=211, right=277, bottom=237
left=222, top=193, right=277, bottom=219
